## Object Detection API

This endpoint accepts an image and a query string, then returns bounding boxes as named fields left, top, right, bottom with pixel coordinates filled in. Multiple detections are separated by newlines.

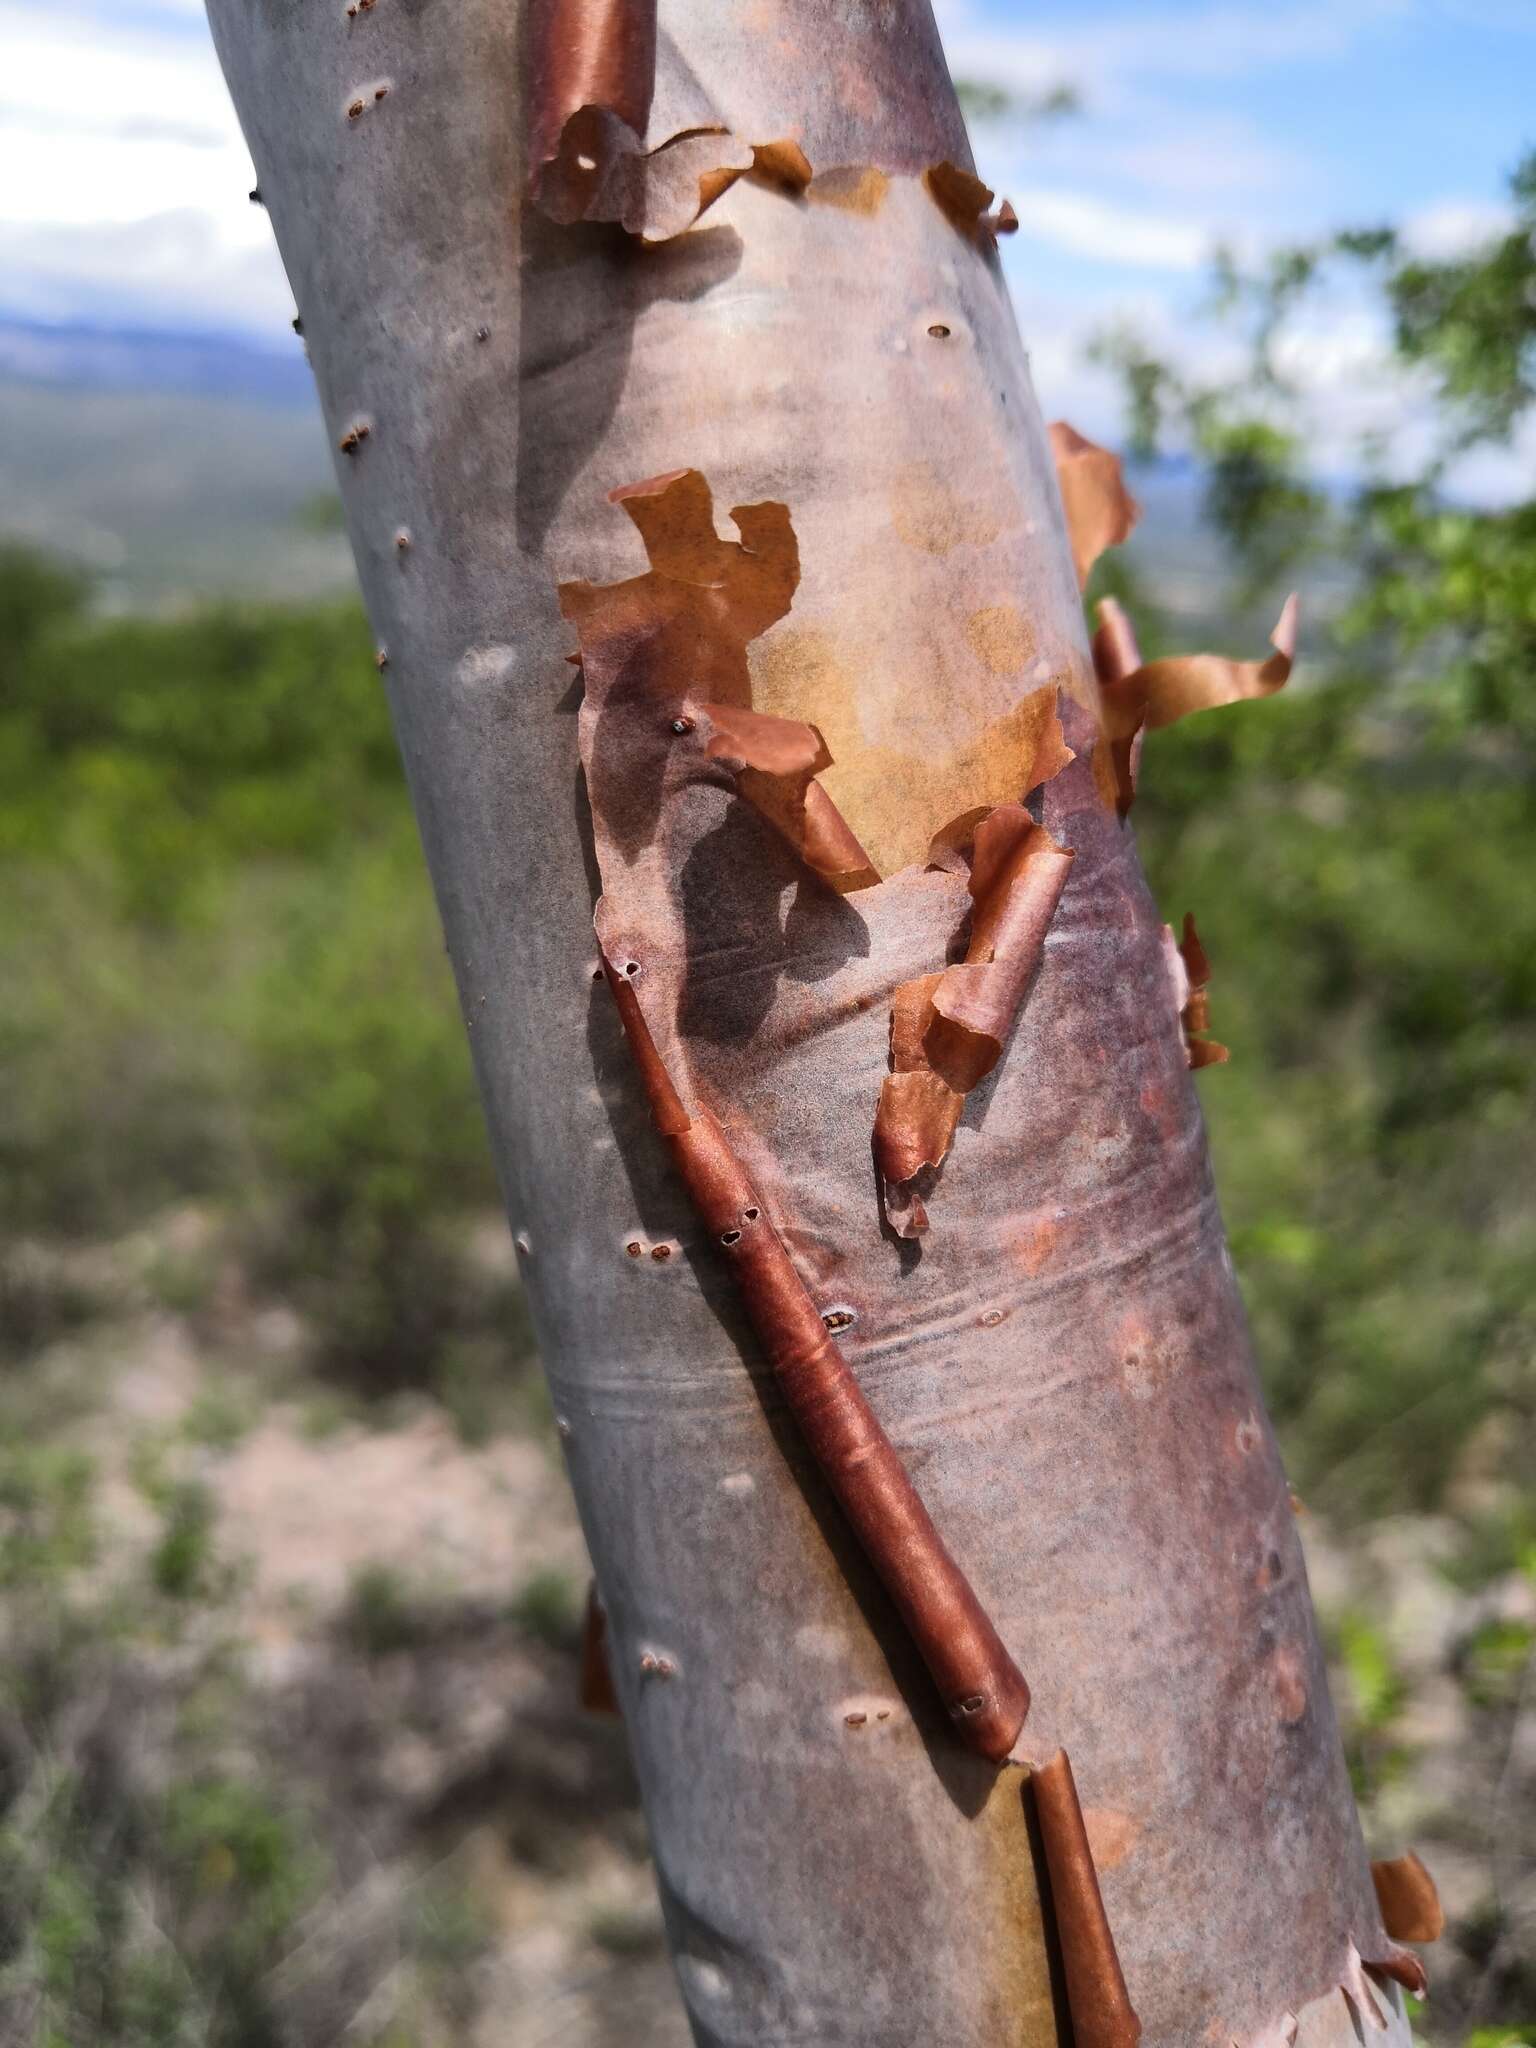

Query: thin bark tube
left=601, top=948, right=1031, bottom=1761
left=205, top=2, right=1426, bottom=2041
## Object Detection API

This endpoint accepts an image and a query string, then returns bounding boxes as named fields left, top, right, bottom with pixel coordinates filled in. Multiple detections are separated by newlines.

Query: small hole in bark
left=347, top=99, right=365, bottom=118
left=651, top=1244, right=672, bottom=1263
left=625, top=1240, right=644, bottom=1258
left=956, top=1694, right=985, bottom=1716
left=979, top=1307, right=1006, bottom=1329
left=927, top=322, right=951, bottom=339
left=624, top=961, right=640, bottom=977
left=475, top=325, right=490, bottom=342
left=249, top=187, right=263, bottom=204
left=720, top=1229, right=741, bottom=1246
left=743, top=1206, right=760, bottom=1222
left=820, top=1306, right=856, bottom=1333
left=670, top=716, right=695, bottom=735
left=374, top=85, right=388, bottom=100
left=844, top=1711, right=867, bottom=1728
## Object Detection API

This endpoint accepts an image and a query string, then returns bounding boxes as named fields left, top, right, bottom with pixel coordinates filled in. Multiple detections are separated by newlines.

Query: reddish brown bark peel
left=527, top=0, right=655, bottom=171
left=875, top=806, right=1074, bottom=1235
left=1090, top=597, right=1145, bottom=818
left=526, top=0, right=758, bottom=241
left=699, top=701, right=879, bottom=892
left=1178, top=912, right=1229, bottom=1070
left=1049, top=422, right=1141, bottom=591
left=1090, top=594, right=1299, bottom=816
left=597, top=937, right=1031, bottom=1761
left=561, top=467, right=878, bottom=901
left=1031, top=1751, right=1143, bottom=2048
left=1371, top=1853, right=1445, bottom=1945
left=578, top=1579, right=620, bottom=1715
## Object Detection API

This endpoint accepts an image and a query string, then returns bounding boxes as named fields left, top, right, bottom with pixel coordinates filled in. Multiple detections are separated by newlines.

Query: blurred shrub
left=0, top=551, right=520, bottom=1398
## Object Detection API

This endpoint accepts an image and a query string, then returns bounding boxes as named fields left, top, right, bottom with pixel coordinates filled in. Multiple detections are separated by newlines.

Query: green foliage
left=341, top=1562, right=429, bottom=1658
left=1095, top=148, right=1536, bottom=1516
left=955, top=79, right=1080, bottom=125
left=1386, top=154, right=1536, bottom=443
left=0, top=566, right=535, bottom=1398
left=509, top=1567, right=582, bottom=1651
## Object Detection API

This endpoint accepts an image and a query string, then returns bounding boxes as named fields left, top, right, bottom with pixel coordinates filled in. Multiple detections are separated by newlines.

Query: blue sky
left=2, top=0, right=1532, bottom=476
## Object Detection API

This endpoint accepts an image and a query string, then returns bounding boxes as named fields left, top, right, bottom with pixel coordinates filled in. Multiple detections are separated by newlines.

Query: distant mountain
left=0, top=316, right=313, bottom=407
left=0, top=315, right=1243, bottom=625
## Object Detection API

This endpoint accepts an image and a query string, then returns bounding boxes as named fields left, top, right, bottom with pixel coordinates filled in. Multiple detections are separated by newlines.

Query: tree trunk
left=203, top=3, right=1428, bottom=2041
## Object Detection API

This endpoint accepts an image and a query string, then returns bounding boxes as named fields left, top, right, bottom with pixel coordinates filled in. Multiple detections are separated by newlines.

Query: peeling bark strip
left=1049, top=423, right=1141, bottom=591
left=561, top=467, right=877, bottom=892
left=598, top=938, right=1031, bottom=1761
left=1090, top=594, right=1299, bottom=815
left=526, top=0, right=757, bottom=241
left=578, top=1578, right=620, bottom=1714
left=1030, top=1752, right=1142, bottom=2048
left=700, top=701, right=880, bottom=892
left=526, top=0, right=656, bottom=173
left=1178, top=912, right=1229, bottom=1069
left=876, top=806, right=1074, bottom=1235
left=525, top=0, right=817, bottom=242
left=1370, top=1853, right=1444, bottom=1945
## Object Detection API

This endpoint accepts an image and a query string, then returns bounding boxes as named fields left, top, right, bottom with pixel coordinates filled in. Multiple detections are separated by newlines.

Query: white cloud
left=0, top=0, right=286, bottom=330
left=934, top=0, right=1412, bottom=97
left=1008, top=191, right=1213, bottom=271
left=0, top=210, right=292, bottom=332
left=1400, top=197, right=1516, bottom=259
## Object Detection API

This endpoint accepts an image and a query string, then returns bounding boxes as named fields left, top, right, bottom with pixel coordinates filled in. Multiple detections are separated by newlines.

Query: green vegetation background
left=1, top=155, right=1533, bottom=2046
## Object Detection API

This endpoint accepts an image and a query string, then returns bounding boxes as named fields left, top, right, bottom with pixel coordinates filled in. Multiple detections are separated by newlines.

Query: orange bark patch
left=965, top=603, right=1035, bottom=675
left=1015, top=1213, right=1059, bottom=1276
left=891, top=462, right=1007, bottom=557
left=1083, top=1809, right=1142, bottom=1872
left=749, top=625, right=1069, bottom=881
left=807, top=164, right=890, bottom=213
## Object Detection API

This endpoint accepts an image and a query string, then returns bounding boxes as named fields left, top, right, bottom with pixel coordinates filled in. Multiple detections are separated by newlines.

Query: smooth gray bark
left=202, top=4, right=1413, bottom=2043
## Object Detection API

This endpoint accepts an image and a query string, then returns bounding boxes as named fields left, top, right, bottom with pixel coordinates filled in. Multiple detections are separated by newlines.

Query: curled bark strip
left=578, top=1580, right=620, bottom=1715
left=1092, top=594, right=1298, bottom=816
left=1110, top=596, right=1300, bottom=737
left=1371, top=1852, right=1444, bottom=1944
left=526, top=0, right=656, bottom=176
left=1090, top=596, right=1144, bottom=817
left=1049, top=422, right=1141, bottom=591
left=527, top=1, right=755, bottom=242
left=875, top=810, right=1073, bottom=1235
left=1030, top=1751, right=1143, bottom=2048
left=1178, top=912, right=1229, bottom=1070
left=700, top=702, right=880, bottom=891
left=598, top=931, right=1031, bottom=1762
left=1365, top=1945, right=1429, bottom=1999
left=1340, top=1940, right=1390, bottom=2032
left=564, top=469, right=878, bottom=891
left=927, top=809, right=1076, bottom=1092
left=925, top=159, right=998, bottom=238
left=748, top=139, right=814, bottom=194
